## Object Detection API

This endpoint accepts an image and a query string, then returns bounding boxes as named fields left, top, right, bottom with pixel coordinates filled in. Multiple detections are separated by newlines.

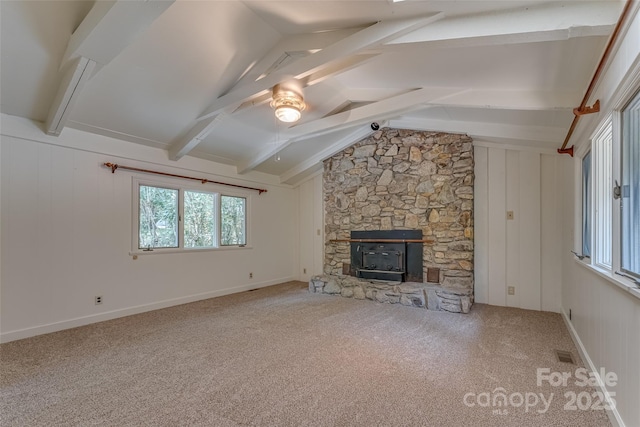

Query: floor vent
left=555, top=349, right=575, bottom=364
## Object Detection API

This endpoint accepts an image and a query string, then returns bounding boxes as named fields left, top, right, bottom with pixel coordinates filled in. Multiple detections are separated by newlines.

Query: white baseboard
left=0, top=277, right=295, bottom=343
left=561, top=309, right=625, bottom=427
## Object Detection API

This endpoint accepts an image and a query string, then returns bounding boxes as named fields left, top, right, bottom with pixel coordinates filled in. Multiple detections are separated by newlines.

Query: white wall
left=0, top=115, right=298, bottom=343
left=561, top=166, right=640, bottom=427
left=474, top=145, right=563, bottom=312
left=296, top=173, right=324, bottom=282
left=559, top=5, right=640, bottom=427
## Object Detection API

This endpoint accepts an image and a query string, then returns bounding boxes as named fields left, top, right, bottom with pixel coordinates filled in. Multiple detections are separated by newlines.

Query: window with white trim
left=220, top=195, right=246, bottom=246
left=139, top=185, right=179, bottom=249
left=135, top=179, right=248, bottom=252
left=592, top=120, right=613, bottom=269
left=582, top=151, right=592, bottom=258
left=184, top=190, right=217, bottom=248
left=621, top=89, right=640, bottom=278
left=578, top=87, right=640, bottom=287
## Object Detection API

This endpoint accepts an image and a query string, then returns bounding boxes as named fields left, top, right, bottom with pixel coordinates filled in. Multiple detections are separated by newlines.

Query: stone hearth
left=310, top=275, right=473, bottom=314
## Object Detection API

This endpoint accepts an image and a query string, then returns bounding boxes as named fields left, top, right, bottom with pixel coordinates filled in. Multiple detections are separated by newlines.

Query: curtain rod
left=558, top=0, right=634, bottom=156
left=103, top=162, right=267, bottom=194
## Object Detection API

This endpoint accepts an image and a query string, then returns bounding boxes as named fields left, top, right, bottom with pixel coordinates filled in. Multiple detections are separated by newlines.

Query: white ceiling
left=0, top=0, right=624, bottom=184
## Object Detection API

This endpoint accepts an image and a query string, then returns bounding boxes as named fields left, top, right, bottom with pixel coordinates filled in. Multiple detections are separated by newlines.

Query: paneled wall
left=559, top=6, right=640, bottom=426
left=474, top=145, right=563, bottom=312
left=0, top=115, right=298, bottom=342
left=297, top=173, right=324, bottom=282
left=561, top=161, right=640, bottom=427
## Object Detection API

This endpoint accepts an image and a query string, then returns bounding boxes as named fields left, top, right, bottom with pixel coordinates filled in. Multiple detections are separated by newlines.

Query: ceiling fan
left=270, top=79, right=306, bottom=123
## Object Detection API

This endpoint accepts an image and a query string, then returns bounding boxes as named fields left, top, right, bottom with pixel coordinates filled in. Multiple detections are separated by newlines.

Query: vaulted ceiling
left=0, top=0, right=623, bottom=184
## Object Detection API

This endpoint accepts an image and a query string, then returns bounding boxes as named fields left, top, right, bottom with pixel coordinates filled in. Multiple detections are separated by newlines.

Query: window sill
left=129, top=246, right=253, bottom=256
left=574, top=258, right=640, bottom=301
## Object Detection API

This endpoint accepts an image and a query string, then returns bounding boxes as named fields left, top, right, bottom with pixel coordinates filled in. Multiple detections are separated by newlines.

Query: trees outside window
left=139, top=185, right=178, bottom=249
left=135, top=181, right=248, bottom=251
left=184, top=191, right=216, bottom=248
left=221, top=196, right=246, bottom=246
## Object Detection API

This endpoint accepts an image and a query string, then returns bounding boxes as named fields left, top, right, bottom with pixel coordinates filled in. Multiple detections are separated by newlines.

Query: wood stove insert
left=348, top=230, right=424, bottom=282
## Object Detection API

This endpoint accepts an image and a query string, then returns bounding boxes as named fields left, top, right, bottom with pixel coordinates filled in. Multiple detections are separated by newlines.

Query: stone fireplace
left=316, top=128, right=474, bottom=313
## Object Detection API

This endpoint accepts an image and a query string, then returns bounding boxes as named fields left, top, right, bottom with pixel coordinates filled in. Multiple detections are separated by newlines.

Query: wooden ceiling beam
left=236, top=87, right=466, bottom=174
left=230, top=54, right=378, bottom=115
left=279, top=124, right=383, bottom=185
left=429, top=89, right=578, bottom=111
left=241, top=86, right=575, bottom=176
left=227, top=28, right=365, bottom=93
left=168, top=113, right=228, bottom=161
left=45, top=57, right=96, bottom=136
left=62, top=0, right=175, bottom=68
left=46, top=0, right=174, bottom=137
left=387, top=1, right=620, bottom=50
left=389, top=117, right=565, bottom=144
left=169, top=13, right=444, bottom=161
left=197, top=13, right=445, bottom=122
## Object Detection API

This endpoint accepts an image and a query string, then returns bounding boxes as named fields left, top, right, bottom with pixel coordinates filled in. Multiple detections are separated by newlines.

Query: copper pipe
left=559, top=0, right=634, bottom=155
left=103, top=162, right=267, bottom=194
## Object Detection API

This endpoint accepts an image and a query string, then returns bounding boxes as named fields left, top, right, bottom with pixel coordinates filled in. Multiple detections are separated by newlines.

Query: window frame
left=592, top=118, right=613, bottom=270
left=137, top=182, right=181, bottom=251
left=620, top=88, right=640, bottom=279
left=183, top=188, right=219, bottom=250
left=131, top=176, right=252, bottom=255
left=220, top=195, right=247, bottom=247
left=581, top=150, right=592, bottom=259
left=574, top=76, right=640, bottom=297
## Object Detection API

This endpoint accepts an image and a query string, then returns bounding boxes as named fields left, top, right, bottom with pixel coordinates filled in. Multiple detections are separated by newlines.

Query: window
left=220, top=196, right=246, bottom=246
left=621, top=90, right=640, bottom=278
left=582, top=151, right=592, bottom=257
left=184, top=191, right=216, bottom=248
left=139, top=185, right=179, bottom=249
left=579, top=87, right=640, bottom=286
left=593, top=121, right=612, bottom=269
left=134, top=180, right=248, bottom=252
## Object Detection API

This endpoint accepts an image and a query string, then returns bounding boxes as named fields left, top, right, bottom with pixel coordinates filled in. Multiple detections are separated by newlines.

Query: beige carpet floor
left=1, top=281, right=611, bottom=427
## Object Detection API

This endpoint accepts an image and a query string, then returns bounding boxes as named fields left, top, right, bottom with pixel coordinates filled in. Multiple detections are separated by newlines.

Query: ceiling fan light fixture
left=275, top=105, right=302, bottom=123
left=271, top=83, right=305, bottom=123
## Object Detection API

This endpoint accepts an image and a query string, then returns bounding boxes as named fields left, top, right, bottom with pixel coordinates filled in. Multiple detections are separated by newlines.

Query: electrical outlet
left=95, top=296, right=103, bottom=305
left=507, top=286, right=515, bottom=296
left=317, top=229, right=321, bottom=236
left=507, top=211, right=514, bottom=220
left=249, top=272, right=253, bottom=279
